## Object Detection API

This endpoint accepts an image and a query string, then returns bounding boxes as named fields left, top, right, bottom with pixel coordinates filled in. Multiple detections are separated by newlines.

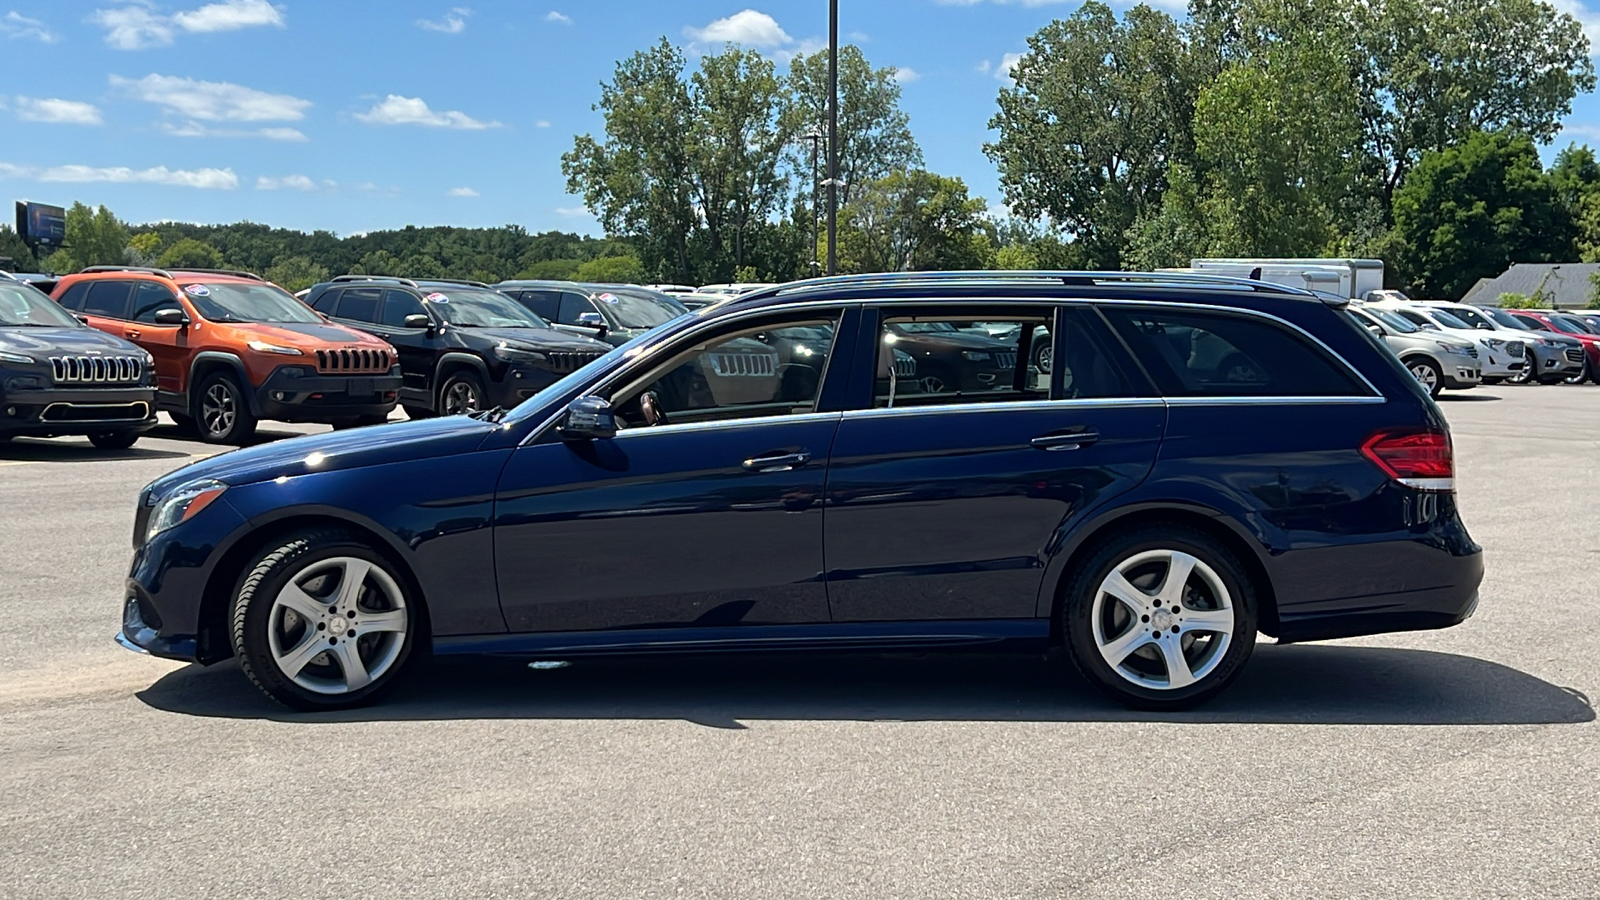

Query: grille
left=1567, top=347, right=1586, bottom=364
left=993, top=352, right=1018, bottom=370
left=894, top=353, right=917, bottom=377
left=315, top=348, right=390, bottom=373
left=50, top=355, right=143, bottom=385
left=1507, top=342, right=1525, bottom=358
left=708, top=351, right=776, bottom=377
left=547, top=351, right=605, bottom=374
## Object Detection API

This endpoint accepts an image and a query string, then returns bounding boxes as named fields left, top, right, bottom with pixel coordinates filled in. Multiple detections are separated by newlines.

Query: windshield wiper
left=468, top=406, right=507, bottom=423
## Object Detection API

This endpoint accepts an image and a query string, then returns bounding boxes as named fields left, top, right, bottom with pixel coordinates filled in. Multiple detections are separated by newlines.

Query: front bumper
left=1441, top=358, right=1481, bottom=388
left=0, top=385, right=159, bottom=436
left=254, top=366, right=403, bottom=422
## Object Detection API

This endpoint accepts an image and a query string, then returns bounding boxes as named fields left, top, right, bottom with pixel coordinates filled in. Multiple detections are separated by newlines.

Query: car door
left=823, top=304, right=1166, bottom=622
left=126, top=281, right=190, bottom=395
left=77, top=280, right=136, bottom=339
left=492, top=306, right=856, bottom=634
left=371, top=289, right=436, bottom=401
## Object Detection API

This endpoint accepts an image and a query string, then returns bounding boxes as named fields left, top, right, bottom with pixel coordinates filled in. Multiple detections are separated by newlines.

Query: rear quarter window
left=1102, top=306, right=1371, bottom=398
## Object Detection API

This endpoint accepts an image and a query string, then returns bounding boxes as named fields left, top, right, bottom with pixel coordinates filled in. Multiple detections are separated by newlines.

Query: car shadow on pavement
left=0, top=438, right=191, bottom=462
left=137, top=643, right=1594, bottom=728
left=1436, top=393, right=1502, bottom=402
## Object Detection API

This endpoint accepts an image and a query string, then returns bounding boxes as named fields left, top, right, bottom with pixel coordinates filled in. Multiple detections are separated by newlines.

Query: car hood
left=220, top=320, right=389, bottom=349
left=460, top=326, right=613, bottom=351
left=144, top=415, right=498, bottom=496
left=0, top=326, right=145, bottom=357
left=893, top=330, right=1017, bottom=351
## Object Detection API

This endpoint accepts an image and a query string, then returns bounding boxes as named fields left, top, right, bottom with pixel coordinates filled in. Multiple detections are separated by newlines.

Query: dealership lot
left=0, top=389, right=1596, bottom=898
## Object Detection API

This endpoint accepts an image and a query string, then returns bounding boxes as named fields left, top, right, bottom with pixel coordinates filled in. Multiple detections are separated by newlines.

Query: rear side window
left=335, top=288, right=381, bottom=322
left=514, top=289, right=560, bottom=321
left=380, top=290, right=425, bottom=327
left=82, top=281, right=134, bottom=319
left=132, top=282, right=180, bottom=324
left=1102, top=307, right=1369, bottom=397
left=55, top=282, right=90, bottom=311
left=874, top=309, right=1054, bottom=408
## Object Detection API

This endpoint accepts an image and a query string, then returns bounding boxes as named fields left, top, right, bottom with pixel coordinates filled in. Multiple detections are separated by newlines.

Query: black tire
left=193, top=371, right=258, bottom=444
left=402, top=405, right=435, bottom=420
left=1062, top=525, right=1259, bottom=711
left=88, top=430, right=139, bottom=450
left=169, top=412, right=198, bottom=435
left=231, top=529, right=422, bottom=712
left=438, top=371, right=486, bottom=416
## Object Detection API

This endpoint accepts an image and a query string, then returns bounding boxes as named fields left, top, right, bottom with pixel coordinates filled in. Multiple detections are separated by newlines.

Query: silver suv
left=1347, top=306, right=1480, bottom=397
left=1464, top=305, right=1584, bottom=384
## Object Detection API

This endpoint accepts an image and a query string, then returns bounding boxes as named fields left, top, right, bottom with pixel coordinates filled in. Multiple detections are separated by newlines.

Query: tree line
left=5, top=0, right=1600, bottom=300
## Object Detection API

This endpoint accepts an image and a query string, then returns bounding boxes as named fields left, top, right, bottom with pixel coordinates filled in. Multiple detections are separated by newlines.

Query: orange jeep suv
left=52, top=266, right=400, bottom=444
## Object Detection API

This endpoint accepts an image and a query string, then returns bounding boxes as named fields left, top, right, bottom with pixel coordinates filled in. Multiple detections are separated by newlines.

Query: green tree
left=263, top=255, right=331, bottom=292
left=156, top=238, right=224, bottom=270
left=986, top=2, right=1199, bottom=268
left=0, top=225, right=38, bottom=273
left=126, top=232, right=163, bottom=267
left=994, top=244, right=1040, bottom=270
left=63, top=202, right=129, bottom=268
left=573, top=255, right=645, bottom=283
left=1393, top=131, right=1573, bottom=298
left=785, top=44, right=921, bottom=209
left=516, top=258, right=584, bottom=280
left=41, top=249, right=83, bottom=275
left=838, top=171, right=994, bottom=273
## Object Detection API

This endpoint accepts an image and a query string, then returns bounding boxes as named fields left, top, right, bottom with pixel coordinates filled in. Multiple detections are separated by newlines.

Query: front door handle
left=124, top=329, right=141, bottom=339
left=1031, top=430, right=1099, bottom=451
left=742, top=450, right=812, bottom=473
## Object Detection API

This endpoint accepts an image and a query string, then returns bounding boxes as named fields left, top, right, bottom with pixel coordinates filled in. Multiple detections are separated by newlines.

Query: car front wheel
left=1063, top=526, right=1258, bottom=710
left=231, top=530, right=420, bottom=711
left=1407, top=358, right=1443, bottom=397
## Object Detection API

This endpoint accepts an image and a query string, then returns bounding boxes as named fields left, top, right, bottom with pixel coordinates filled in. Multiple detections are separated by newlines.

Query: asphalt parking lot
left=1, top=389, right=1597, bottom=899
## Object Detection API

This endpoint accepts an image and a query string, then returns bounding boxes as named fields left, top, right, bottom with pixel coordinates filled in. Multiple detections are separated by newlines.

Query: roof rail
left=331, top=274, right=420, bottom=288
left=416, top=277, right=490, bottom=289
left=79, top=265, right=174, bottom=278
left=761, top=270, right=1314, bottom=300
left=168, top=267, right=266, bottom=282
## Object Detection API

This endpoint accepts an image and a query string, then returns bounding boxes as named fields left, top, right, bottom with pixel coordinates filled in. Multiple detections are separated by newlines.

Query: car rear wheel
left=195, top=371, right=257, bottom=444
left=88, top=430, right=139, bottom=450
left=1063, top=526, right=1258, bottom=710
left=439, top=371, right=485, bottom=416
left=231, top=529, right=420, bottom=711
left=1406, top=358, right=1443, bottom=398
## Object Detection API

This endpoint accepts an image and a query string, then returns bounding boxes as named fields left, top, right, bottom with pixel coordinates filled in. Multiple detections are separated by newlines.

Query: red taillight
left=1361, top=428, right=1454, bottom=491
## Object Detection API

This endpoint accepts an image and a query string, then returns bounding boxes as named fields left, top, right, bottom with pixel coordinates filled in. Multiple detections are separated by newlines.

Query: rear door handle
left=1031, top=431, right=1099, bottom=451
left=742, top=450, right=812, bottom=473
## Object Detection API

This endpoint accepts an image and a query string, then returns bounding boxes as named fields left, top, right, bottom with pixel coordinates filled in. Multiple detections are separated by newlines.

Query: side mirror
left=558, top=396, right=617, bottom=441
left=75, top=314, right=90, bottom=325
left=403, top=314, right=431, bottom=329
left=575, top=311, right=608, bottom=336
left=1366, top=324, right=1384, bottom=338
left=154, top=308, right=190, bottom=327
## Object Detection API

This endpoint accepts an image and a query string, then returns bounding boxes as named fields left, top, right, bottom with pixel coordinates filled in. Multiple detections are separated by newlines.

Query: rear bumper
left=0, top=385, right=159, bottom=436
left=1274, top=544, right=1484, bottom=643
left=254, top=367, right=402, bottom=421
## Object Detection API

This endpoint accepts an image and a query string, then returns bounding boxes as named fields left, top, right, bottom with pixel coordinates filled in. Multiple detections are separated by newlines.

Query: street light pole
left=826, top=0, right=839, bottom=277
left=806, top=130, right=822, bottom=277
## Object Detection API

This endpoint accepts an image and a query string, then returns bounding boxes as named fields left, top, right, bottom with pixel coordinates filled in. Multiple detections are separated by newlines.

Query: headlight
left=1538, top=338, right=1563, bottom=348
left=1483, top=338, right=1504, bottom=350
left=246, top=340, right=303, bottom=356
left=1436, top=341, right=1472, bottom=354
left=0, top=351, right=36, bottom=365
left=493, top=343, right=545, bottom=363
left=145, top=479, right=227, bottom=543
left=961, top=351, right=992, bottom=362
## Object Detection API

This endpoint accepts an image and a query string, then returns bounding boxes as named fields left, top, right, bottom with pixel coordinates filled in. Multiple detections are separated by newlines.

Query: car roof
left=63, top=265, right=267, bottom=284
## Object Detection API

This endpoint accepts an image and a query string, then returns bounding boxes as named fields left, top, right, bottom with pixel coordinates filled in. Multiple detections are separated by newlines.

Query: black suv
left=304, top=277, right=613, bottom=418
left=0, top=275, right=157, bottom=448
left=492, top=281, right=689, bottom=346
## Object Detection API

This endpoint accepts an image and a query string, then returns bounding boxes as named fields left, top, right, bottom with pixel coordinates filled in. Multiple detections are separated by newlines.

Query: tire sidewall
left=1063, top=527, right=1258, bottom=710
left=232, top=533, right=420, bottom=711
left=194, top=371, right=256, bottom=444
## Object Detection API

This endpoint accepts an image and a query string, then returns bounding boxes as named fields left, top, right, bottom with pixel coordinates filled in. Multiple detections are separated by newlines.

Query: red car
left=1507, top=310, right=1600, bottom=383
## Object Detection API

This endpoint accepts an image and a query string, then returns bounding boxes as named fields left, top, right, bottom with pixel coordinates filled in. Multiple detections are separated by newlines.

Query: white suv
left=1370, top=302, right=1526, bottom=383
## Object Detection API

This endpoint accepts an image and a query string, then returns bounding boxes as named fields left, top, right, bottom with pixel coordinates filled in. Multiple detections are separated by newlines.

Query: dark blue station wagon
left=118, top=272, right=1483, bottom=711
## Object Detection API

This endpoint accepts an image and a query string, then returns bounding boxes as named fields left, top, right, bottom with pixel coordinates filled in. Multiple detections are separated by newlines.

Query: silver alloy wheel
left=443, top=380, right=481, bottom=415
left=267, top=557, right=408, bottom=695
left=1035, top=344, right=1053, bottom=374
left=201, top=382, right=236, bottom=437
left=1410, top=362, right=1439, bottom=391
left=1091, top=549, right=1235, bottom=690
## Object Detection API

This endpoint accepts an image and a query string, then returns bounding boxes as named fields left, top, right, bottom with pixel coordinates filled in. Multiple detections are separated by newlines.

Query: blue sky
left=4, top=0, right=1600, bottom=239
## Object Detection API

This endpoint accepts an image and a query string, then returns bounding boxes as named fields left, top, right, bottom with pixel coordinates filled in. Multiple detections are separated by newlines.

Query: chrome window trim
left=1163, top=396, right=1386, bottom=407
left=611, top=410, right=843, bottom=439
left=844, top=398, right=1164, bottom=420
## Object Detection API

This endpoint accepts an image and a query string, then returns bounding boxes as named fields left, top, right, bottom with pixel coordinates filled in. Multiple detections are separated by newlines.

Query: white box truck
left=1186, top=258, right=1395, bottom=301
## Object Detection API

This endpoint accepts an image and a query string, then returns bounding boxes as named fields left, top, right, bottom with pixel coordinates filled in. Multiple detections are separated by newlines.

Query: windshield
left=1365, top=307, right=1419, bottom=333
left=1445, top=307, right=1494, bottom=330
left=591, top=290, right=685, bottom=329
left=1482, top=308, right=1531, bottom=330
left=1553, top=314, right=1596, bottom=334
left=428, top=289, right=548, bottom=328
left=0, top=283, right=80, bottom=327
left=183, top=282, right=322, bottom=324
left=1428, top=309, right=1473, bottom=330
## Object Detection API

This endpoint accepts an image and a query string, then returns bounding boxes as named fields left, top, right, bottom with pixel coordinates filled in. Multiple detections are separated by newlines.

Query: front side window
left=182, top=282, right=324, bottom=324
left=557, top=292, right=598, bottom=325
left=380, top=290, right=426, bottom=327
left=875, top=310, right=1054, bottom=407
left=1429, top=309, right=1474, bottom=330
left=1102, top=307, right=1369, bottom=397
left=132, top=282, right=181, bottom=324
left=608, top=314, right=840, bottom=428
left=82, top=281, right=134, bottom=319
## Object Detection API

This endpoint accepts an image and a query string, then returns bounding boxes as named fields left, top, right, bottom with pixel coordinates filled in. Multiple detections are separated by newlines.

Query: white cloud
left=447, top=186, right=479, bottom=197
left=996, top=52, right=1022, bottom=81
left=545, top=10, right=571, bottom=25
left=256, top=174, right=316, bottom=190
left=161, top=120, right=307, bottom=140
left=685, top=9, right=791, bottom=47
left=553, top=206, right=590, bottom=217
left=260, top=126, right=307, bottom=141
left=893, top=67, right=920, bottom=84
left=355, top=95, right=500, bottom=129
left=0, top=160, right=238, bottom=189
left=15, top=97, right=102, bottom=125
left=1, top=11, right=58, bottom=42
left=113, top=73, right=310, bottom=121
left=92, top=0, right=283, bottom=49
left=975, top=59, right=991, bottom=75
left=418, top=7, right=470, bottom=34
left=535, top=119, right=551, bottom=128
